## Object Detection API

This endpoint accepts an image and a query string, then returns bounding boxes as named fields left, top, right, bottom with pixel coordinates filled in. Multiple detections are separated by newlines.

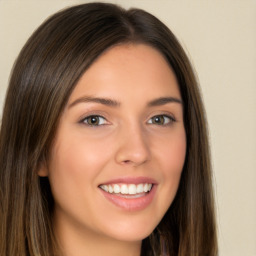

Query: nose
left=115, top=124, right=151, bottom=167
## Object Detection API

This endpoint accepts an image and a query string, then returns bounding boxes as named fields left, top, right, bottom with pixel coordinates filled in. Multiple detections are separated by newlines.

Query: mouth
left=99, top=183, right=153, bottom=198
left=98, top=179, right=156, bottom=211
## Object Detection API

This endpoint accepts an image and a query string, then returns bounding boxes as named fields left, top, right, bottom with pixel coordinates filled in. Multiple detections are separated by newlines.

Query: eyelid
left=147, top=114, right=176, bottom=125
left=78, top=111, right=176, bottom=127
left=79, top=114, right=110, bottom=126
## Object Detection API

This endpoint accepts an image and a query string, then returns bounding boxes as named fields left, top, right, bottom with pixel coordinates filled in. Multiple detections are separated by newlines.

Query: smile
left=99, top=183, right=153, bottom=195
left=98, top=179, right=157, bottom=211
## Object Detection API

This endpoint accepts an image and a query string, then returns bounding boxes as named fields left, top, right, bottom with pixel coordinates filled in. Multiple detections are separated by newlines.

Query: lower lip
left=99, top=185, right=157, bottom=211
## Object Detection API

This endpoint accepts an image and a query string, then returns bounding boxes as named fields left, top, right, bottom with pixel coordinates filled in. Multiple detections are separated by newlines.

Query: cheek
left=50, top=133, right=110, bottom=174
left=47, top=137, right=107, bottom=201
left=165, top=138, right=186, bottom=175
left=154, top=128, right=186, bottom=175
left=154, top=130, right=186, bottom=207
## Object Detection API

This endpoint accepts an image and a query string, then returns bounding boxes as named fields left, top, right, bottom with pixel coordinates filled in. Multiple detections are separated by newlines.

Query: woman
left=0, top=2, right=217, bottom=256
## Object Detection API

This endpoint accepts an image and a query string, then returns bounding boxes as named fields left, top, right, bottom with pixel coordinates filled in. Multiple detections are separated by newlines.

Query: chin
left=100, top=217, right=159, bottom=243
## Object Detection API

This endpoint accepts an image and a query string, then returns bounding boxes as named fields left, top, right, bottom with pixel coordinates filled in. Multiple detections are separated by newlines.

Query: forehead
left=68, top=43, right=181, bottom=104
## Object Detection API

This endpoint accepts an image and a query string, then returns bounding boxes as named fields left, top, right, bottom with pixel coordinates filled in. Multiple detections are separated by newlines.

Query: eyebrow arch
left=68, top=96, right=182, bottom=109
left=68, top=96, right=120, bottom=109
left=147, top=97, right=182, bottom=106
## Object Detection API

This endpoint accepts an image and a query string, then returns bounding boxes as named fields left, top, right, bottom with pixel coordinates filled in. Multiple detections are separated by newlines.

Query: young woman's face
left=39, top=44, right=186, bottom=244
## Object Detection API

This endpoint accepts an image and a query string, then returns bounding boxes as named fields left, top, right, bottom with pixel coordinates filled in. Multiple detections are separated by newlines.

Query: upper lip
left=99, top=176, right=157, bottom=186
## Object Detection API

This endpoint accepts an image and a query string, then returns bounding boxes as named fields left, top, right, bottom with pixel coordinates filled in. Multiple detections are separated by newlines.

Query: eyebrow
left=68, top=96, right=182, bottom=109
left=68, top=96, right=120, bottom=108
left=147, top=97, right=182, bottom=106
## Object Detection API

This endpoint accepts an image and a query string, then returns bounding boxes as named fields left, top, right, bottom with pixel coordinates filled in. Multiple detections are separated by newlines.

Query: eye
left=148, top=115, right=175, bottom=125
left=81, top=115, right=108, bottom=126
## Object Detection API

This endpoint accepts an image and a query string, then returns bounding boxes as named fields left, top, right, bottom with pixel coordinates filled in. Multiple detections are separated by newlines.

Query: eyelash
left=80, top=115, right=108, bottom=126
left=147, top=115, right=176, bottom=126
left=80, top=114, right=176, bottom=127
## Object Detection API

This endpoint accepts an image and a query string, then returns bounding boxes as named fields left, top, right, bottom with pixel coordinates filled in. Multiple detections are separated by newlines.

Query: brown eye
left=148, top=115, right=175, bottom=125
left=152, top=116, right=165, bottom=125
left=82, top=115, right=107, bottom=126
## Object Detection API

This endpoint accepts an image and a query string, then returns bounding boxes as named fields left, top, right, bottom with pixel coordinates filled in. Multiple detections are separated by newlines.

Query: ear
left=37, top=162, right=49, bottom=177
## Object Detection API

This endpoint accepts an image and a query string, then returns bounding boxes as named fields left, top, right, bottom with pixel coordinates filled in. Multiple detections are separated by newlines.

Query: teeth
left=137, top=184, right=144, bottom=193
left=100, top=183, right=153, bottom=195
left=113, top=184, right=120, bottom=193
left=143, top=183, right=149, bottom=192
left=121, top=184, right=129, bottom=194
left=101, top=185, right=109, bottom=192
left=108, top=185, right=113, bottom=193
left=128, top=184, right=136, bottom=195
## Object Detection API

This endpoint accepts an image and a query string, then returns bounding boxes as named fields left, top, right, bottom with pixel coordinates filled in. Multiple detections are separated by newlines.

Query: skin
left=39, top=44, right=186, bottom=256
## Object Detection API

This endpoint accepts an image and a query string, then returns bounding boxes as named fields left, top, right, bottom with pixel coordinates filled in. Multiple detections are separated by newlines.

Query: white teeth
left=113, top=184, right=120, bottom=193
left=101, top=185, right=109, bottom=192
left=100, top=183, right=153, bottom=195
left=121, top=184, right=129, bottom=194
left=143, top=183, right=149, bottom=192
left=128, top=184, right=137, bottom=194
left=136, top=184, right=144, bottom=193
left=108, top=185, right=113, bottom=193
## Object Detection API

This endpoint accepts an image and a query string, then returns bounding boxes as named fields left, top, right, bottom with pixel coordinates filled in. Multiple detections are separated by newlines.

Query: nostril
left=123, top=160, right=131, bottom=164
left=115, top=139, right=150, bottom=166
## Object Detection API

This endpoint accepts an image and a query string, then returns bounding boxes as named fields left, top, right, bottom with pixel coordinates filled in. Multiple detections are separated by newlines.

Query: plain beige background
left=0, top=1, right=255, bottom=255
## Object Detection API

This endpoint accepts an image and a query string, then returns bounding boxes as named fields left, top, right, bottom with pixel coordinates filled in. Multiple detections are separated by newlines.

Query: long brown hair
left=0, top=3, right=217, bottom=255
